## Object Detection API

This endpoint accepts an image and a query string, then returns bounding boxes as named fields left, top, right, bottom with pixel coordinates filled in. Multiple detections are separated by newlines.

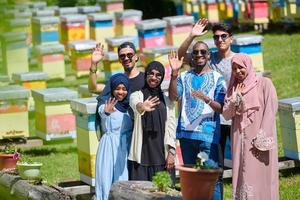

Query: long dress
left=94, top=104, right=133, bottom=200
left=223, top=77, right=279, bottom=200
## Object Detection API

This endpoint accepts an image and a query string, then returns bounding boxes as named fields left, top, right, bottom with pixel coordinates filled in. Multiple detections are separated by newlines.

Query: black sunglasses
left=213, top=34, right=230, bottom=41
left=119, top=53, right=135, bottom=60
left=192, top=49, right=208, bottom=56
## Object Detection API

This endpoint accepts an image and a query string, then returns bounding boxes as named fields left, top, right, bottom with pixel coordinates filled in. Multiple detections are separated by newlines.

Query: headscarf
left=225, top=53, right=260, bottom=130
left=110, top=73, right=130, bottom=113
left=141, top=61, right=166, bottom=132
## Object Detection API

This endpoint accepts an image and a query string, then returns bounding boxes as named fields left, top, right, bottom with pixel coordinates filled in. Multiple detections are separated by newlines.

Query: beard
left=124, top=65, right=134, bottom=73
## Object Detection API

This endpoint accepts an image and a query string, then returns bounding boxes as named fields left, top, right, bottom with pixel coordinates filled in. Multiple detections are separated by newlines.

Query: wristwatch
left=168, top=148, right=176, bottom=156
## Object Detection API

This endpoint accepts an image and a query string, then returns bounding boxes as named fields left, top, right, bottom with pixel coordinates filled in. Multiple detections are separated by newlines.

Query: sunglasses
left=192, top=49, right=208, bottom=56
left=147, top=71, right=163, bottom=80
left=213, top=34, right=230, bottom=41
left=119, top=53, right=135, bottom=60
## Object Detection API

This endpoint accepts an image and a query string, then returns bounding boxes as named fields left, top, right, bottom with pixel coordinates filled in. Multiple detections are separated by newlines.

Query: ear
left=135, top=56, right=139, bottom=62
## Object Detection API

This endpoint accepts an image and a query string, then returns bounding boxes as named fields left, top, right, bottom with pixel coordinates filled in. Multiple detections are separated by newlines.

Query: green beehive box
left=278, top=97, right=300, bottom=160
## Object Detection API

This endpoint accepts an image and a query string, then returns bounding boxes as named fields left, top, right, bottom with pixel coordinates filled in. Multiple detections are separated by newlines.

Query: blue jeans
left=179, top=138, right=223, bottom=200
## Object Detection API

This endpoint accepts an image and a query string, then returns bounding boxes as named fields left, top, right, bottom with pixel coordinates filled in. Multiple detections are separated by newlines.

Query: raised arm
left=178, top=18, right=209, bottom=63
left=88, top=43, right=105, bottom=94
left=168, top=50, right=183, bottom=101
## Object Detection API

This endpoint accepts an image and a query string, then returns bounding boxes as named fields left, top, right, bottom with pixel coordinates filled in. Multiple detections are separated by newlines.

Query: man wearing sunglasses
left=169, top=18, right=226, bottom=200
left=88, top=42, right=144, bottom=96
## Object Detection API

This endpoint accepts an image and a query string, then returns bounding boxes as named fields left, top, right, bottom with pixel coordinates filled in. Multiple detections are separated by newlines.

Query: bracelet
left=206, top=98, right=212, bottom=105
left=89, top=67, right=97, bottom=73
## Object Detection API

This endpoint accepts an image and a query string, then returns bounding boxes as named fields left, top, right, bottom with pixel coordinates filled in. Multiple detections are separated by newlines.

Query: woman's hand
left=232, top=83, right=245, bottom=107
left=142, top=96, right=160, bottom=112
left=165, top=152, right=175, bottom=171
left=104, top=97, right=118, bottom=113
left=91, top=43, right=105, bottom=65
left=168, top=50, right=184, bottom=75
left=190, top=18, right=209, bottom=37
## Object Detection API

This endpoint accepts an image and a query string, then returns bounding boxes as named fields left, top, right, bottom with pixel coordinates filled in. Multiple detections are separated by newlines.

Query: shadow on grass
left=20, top=145, right=77, bottom=156
left=279, top=167, right=300, bottom=178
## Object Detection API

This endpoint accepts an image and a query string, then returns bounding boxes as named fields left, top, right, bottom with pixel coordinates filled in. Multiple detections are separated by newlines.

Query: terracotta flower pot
left=0, top=154, right=18, bottom=170
left=176, top=165, right=222, bottom=200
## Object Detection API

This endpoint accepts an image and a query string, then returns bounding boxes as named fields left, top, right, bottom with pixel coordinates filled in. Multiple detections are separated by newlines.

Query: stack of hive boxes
left=32, top=16, right=60, bottom=45
left=69, top=40, right=97, bottom=77
left=163, top=15, right=194, bottom=47
left=34, top=43, right=66, bottom=80
left=70, top=97, right=100, bottom=186
left=231, top=35, right=264, bottom=72
left=78, top=6, right=101, bottom=39
left=0, top=85, right=30, bottom=139
left=278, top=97, right=300, bottom=160
left=32, top=88, right=78, bottom=141
left=136, top=19, right=167, bottom=50
left=12, top=72, right=48, bottom=111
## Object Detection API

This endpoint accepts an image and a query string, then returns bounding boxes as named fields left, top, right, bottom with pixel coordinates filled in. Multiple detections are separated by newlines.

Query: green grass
left=14, top=30, right=300, bottom=199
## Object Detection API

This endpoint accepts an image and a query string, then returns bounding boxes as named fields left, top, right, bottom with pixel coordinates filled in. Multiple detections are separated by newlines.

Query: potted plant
left=0, top=143, right=20, bottom=170
left=16, top=156, right=43, bottom=180
left=151, top=171, right=181, bottom=197
left=176, top=152, right=222, bottom=200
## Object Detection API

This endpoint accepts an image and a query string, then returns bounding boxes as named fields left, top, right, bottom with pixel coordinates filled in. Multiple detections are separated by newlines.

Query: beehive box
left=103, top=51, right=123, bottom=80
left=34, top=43, right=66, bottom=80
left=69, top=40, right=97, bottom=77
left=0, top=85, right=30, bottom=139
left=142, top=45, right=177, bottom=81
left=88, top=13, right=115, bottom=47
left=70, top=97, right=100, bottom=186
left=136, top=19, right=167, bottom=50
left=218, top=0, right=234, bottom=23
left=163, top=15, right=194, bottom=47
left=98, top=0, right=124, bottom=13
left=269, top=0, right=287, bottom=22
left=32, top=88, right=78, bottom=141
left=12, top=72, right=48, bottom=111
left=32, top=9, right=55, bottom=17
left=231, top=35, right=264, bottom=72
left=238, top=0, right=269, bottom=24
left=189, top=0, right=200, bottom=20
left=115, top=9, right=142, bottom=43
left=32, top=17, right=60, bottom=45
left=105, top=35, right=136, bottom=52
left=278, top=97, right=300, bottom=160
left=0, top=32, right=29, bottom=79
left=78, top=6, right=102, bottom=39
left=78, top=84, right=98, bottom=98
left=60, top=15, right=87, bottom=49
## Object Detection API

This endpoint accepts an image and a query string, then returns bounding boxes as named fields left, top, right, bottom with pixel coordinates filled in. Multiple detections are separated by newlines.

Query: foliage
left=194, top=152, right=218, bottom=170
left=152, top=171, right=172, bottom=192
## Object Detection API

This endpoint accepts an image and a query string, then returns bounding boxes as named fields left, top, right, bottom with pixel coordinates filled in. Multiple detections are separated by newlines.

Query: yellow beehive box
left=70, top=97, right=100, bottom=186
left=34, top=43, right=66, bottom=80
left=78, top=6, right=102, bottom=39
left=103, top=51, right=123, bottom=80
left=88, top=13, right=115, bottom=47
left=32, top=88, right=78, bottom=141
left=12, top=72, right=49, bottom=111
left=279, top=97, right=300, bottom=160
left=0, top=32, right=29, bottom=79
left=0, top=85, right=30, bottom=139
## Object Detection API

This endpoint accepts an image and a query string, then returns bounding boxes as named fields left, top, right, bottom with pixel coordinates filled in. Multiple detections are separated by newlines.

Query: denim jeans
left=179, top=138, right=223, bottom=200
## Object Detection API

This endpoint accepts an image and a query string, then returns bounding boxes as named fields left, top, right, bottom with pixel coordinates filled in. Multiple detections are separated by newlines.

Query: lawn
left=19, top=30, right=300, bottom=199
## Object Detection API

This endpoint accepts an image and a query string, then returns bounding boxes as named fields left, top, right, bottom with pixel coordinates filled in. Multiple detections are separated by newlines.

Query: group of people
left=88, top=18, right=279, bottom=200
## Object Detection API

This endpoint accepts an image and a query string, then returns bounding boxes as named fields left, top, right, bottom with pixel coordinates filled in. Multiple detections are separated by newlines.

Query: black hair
left=212, top=23, right=233, bottom=36
left=118, top=42, right=137, bottom=53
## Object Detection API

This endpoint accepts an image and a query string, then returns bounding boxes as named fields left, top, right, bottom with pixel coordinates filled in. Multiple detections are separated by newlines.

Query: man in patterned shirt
left=168, top=18, right=226, bottom=200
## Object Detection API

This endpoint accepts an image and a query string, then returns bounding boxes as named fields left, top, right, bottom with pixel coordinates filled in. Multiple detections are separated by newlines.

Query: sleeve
left=214, top=75, right=227, bottom=106
left=98, top=104, right=112, bottom=133
left=96, top=80, right=111, bottom=105
left=252, top=78, right=278, bottom=151
left=177, top=74, right=183, bottom=99
left=164, top=96, right=177, bottom=149
left=129, top=91, right=145, bottom=116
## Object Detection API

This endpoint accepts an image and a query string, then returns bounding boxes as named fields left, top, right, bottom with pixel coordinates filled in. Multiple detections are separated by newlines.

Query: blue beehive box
left=32, top=17, right=60, bottom=45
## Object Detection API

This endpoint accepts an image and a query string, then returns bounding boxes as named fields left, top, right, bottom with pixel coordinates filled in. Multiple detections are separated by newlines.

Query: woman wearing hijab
left=128, top=61, right=176, bottom=181
left=95, top=73, right=133, bottom=200
left=222, top=53, right=279, bottom=200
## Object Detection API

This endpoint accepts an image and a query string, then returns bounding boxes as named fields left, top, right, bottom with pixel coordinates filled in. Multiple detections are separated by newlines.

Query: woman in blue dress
left=94, top=73, right=133, bottom=200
